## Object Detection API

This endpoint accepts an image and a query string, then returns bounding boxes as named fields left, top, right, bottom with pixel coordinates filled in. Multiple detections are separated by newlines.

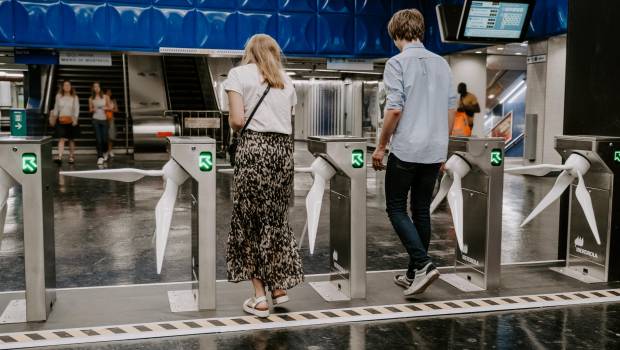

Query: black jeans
left=385, top=153, right=441, bottom=277
left=92, top=119, right=108, bottom=158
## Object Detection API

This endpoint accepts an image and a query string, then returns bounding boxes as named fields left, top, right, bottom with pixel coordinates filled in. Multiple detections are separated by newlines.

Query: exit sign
left=490, top=149, right=503, bottom=167
left=199, top=151, right=213, bottom=172
left=22, top=153, right=37, bottom=174
left=352, top=149, right=364, bottom=169
left=614, top=150, right=620, bottom=163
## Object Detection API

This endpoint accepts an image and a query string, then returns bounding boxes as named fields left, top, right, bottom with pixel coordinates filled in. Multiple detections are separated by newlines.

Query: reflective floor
left=0, top=144, right=560, bottom=291
left=39, top=303, right=620, bottom=350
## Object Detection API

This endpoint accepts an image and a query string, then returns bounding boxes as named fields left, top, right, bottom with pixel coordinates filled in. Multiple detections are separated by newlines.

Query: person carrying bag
left=227, top=85, right=271, bottom=166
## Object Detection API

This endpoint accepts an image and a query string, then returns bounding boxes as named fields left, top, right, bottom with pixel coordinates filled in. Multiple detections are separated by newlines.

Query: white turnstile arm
left=506, top=153, right=600, bottom=245
left=0, top=168, right=18, bottom=245
left=301, top=157, right=336, bottom=255
left=429, top=155, right=471, bottom=251
left=60, top=160, right=192, bottom=272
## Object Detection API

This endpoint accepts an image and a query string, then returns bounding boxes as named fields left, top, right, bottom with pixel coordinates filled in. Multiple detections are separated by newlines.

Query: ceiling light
left=508, top=85, right=527, bottom=104
left=475, top=51, right=483, bottom=54
left=499, top=80, right=526, bottom=104
left=497, top=47, right=504, bottom=51
left=520, top=42, right=528, bottom=47
left=488, top=94, right=495, bottom=99
left=515, top=52, right=523, bottom=55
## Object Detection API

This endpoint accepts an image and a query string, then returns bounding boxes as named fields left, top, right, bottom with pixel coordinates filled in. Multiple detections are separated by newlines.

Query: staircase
left=163, top=56, right=211, bottom=111
left=51, top=54, right=129, bottom=151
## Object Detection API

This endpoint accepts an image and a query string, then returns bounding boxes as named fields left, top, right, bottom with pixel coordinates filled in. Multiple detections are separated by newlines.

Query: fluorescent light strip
left=499, top=80, right=525, bottom=104
left=508, top=85, right=526, bottom=104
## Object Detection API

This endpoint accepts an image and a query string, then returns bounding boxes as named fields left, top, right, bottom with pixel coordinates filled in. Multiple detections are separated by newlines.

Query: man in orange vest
left=451, top=82, right=480, bottom=136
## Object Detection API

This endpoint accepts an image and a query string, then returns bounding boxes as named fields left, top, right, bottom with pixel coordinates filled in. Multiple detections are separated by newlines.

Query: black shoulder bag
left=228, top=85, right=271, bottom=166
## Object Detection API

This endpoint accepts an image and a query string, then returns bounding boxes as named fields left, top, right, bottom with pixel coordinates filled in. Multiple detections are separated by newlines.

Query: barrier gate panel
left=0, top=136, right=56, bottom=322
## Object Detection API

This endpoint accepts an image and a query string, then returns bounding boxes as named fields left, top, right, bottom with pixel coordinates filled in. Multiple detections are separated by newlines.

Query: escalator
left=51, top=54, right=129, bottom=151
left=163, top=56, right=217, bottom=111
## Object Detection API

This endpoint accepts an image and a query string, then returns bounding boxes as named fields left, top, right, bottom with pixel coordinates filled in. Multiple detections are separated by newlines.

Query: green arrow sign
left=490, top=149, right=503, bottom=167
left=199, top=151, right=213, bottom=172
left=352, top=149, right=364, bottom=169
left=10, top=109, right=27, bottom=137
left=614, top=150, right=620, bottom=163
left=22, top=153, right=37, bottom=174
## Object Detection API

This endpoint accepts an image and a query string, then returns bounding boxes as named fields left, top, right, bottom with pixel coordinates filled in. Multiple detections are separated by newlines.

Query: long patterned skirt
left=227, top=130, right=304, bottom=291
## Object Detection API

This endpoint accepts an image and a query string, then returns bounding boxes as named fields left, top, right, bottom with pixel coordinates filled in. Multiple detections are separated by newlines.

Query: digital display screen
left=463, top=1, right=529, bottom=39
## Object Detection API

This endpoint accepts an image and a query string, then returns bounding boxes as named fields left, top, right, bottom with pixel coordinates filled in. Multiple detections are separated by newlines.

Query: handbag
left=451, top=111, right=472, bottom=137
left=59, top=115, right=73, bottom=125
left=228, top=85, right=271, bottom=166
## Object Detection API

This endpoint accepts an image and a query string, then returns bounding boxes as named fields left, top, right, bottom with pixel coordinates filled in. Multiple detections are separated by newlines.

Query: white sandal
left=243, top=296, right=269, bottom=318
left=271, top=291, right=289, bottom=305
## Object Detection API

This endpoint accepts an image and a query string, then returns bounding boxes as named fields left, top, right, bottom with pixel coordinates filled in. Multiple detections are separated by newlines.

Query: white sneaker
left=403, top=262, right=440, bottom=296
left=103, top=152, right=109, bottom=161
left=108, top=151, right=115, bottom=158
left=97, top=157, right=104, bottom=165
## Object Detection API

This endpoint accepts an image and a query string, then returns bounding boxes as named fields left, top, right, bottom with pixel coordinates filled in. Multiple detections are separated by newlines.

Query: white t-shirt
left=222, top=63, right=297, bottom=135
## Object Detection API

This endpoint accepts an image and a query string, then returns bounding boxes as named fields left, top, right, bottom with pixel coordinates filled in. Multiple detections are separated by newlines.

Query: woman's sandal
left=271, top=290, right=289, bottom=306
left=243, top=296, right=269, bottom=318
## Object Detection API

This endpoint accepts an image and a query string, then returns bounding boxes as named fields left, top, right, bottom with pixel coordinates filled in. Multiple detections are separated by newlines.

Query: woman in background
left=51, top=80, right=80, bottom=164
left=89, top=82, right=111, bottom=165
left=223, top=34, right=303, bottom=318
left=105, top=89, right=119, bottom=158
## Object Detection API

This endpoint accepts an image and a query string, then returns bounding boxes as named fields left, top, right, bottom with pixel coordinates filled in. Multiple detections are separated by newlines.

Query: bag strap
left=239, top=85, right=271, bottom=136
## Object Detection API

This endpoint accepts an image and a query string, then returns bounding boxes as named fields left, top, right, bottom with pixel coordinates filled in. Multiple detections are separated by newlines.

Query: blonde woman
left=51, top=80, right=80, bottom=164
left=223, top=34, right=302, bottom=317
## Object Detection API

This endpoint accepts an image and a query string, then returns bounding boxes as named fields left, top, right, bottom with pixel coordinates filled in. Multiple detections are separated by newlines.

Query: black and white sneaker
left=394, top=274, right=414, bottom=289
left=403, top=263, right=440, bottom=296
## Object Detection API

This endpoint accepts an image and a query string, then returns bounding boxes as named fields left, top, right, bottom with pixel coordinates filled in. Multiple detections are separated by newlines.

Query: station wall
left=0, top=0, right=568, bottom=57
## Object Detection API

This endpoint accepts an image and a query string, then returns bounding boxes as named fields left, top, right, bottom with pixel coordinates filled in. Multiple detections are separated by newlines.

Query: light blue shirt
left=383, top=43, right=458, bottom=163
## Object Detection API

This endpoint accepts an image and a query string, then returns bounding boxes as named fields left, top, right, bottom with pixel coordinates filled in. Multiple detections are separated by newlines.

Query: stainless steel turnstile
left=0, top=136, right=56, bottom=322
left=434, top=137, right=504, bottom=291
left=551, top=136, right=620, bottom=283
left=168, top=137, right=217, bottom=309
left=306, top=136, right=367, bottom=300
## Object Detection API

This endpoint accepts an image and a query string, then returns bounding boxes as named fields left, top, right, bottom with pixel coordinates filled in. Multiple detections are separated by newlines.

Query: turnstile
left=509, top=136, right=620, bottom=283
left=304, top=136, right=367, bottom=300
left=0, top=136, right=56, bottom=322
left=431, top=137, right=504, bottom=291
left=61, top=137, right=216, bottom=310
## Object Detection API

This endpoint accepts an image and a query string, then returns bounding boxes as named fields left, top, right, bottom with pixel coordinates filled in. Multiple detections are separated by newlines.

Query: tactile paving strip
left=1, top=288, right=619, bottom=349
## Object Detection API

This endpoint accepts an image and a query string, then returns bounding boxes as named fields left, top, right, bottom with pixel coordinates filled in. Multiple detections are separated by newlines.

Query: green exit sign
left=352, top=149, right=364, bottom=169
left=199, top=151, right=213, bottom=172
left=614, top=150, right=620, bottom=163
left=22, top=153, right=37, bottom=174
left=490, top=149, right=503, bottom=167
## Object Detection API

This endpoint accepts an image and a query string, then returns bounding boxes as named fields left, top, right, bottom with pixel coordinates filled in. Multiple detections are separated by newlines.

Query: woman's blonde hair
left=241, top=34, right=285, bottom=89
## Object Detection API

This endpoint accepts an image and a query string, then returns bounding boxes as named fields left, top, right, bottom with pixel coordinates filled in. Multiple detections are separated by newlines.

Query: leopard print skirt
left=227, top=130, right=304, bottom=291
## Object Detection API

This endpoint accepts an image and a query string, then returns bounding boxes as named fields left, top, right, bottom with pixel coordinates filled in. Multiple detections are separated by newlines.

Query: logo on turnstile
left=22, top=153, right=37, bottom=174
left=574, top=236, right=598, bottom=258
left=351, top=149, right=364, bottom=169
left=614, top=150, right=620, bottom=163
left=490, top=149, right=503, bottom=166
left=199, top=151, right=213, bottom=172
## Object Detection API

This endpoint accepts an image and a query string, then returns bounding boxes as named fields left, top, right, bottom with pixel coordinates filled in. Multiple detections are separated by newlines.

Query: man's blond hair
left=387, top=9, right=425, bottom=42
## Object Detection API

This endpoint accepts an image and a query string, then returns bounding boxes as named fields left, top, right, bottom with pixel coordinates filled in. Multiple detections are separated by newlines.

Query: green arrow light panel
left=490, top=149, right=503, bottom=167
left=614, top=150, right=620, bottom=163
left=199, top=151, right=213, bottom=172
left=22, top=153, right=37, bottom=174
left=352, top=149, right=364, bottom=169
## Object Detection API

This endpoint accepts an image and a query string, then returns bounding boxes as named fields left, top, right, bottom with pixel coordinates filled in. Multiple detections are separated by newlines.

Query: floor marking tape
left=1, top=288, right=620, bottom=349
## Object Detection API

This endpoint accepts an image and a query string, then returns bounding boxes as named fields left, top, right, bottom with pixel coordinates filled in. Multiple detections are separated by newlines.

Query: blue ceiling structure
left=0, top=0, right=568, bottom=57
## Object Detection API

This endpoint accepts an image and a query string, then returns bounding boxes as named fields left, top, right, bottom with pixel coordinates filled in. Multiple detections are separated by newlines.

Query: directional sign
left=614, top=150, right=620, bottom=163
left=22, top=153, right=37, bottom=174
left=199, top=151, right=213, bottom=172
left=490, top=149, right=503, bottom=167
left=352, top=149, right=364, bottom=169
left=10, top=109, right=27, bottom=136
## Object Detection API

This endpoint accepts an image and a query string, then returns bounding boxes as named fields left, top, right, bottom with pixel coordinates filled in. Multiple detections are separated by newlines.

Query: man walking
left=372, top=9, right=457, bottom=296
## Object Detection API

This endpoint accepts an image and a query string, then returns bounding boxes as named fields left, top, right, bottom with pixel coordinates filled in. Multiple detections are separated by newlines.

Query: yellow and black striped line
left=1, top=288, right=619, bottom=349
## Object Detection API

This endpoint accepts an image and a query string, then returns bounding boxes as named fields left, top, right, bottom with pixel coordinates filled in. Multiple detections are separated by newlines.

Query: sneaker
left=108, top=151, right=115, bottom=158
left=103, top=152, right=109, bottom=161
left=394, top=274, right=414, bottom=289
left=97, top=157, right=104, bottom=165
left=403, top=263, right=440, bottom=296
